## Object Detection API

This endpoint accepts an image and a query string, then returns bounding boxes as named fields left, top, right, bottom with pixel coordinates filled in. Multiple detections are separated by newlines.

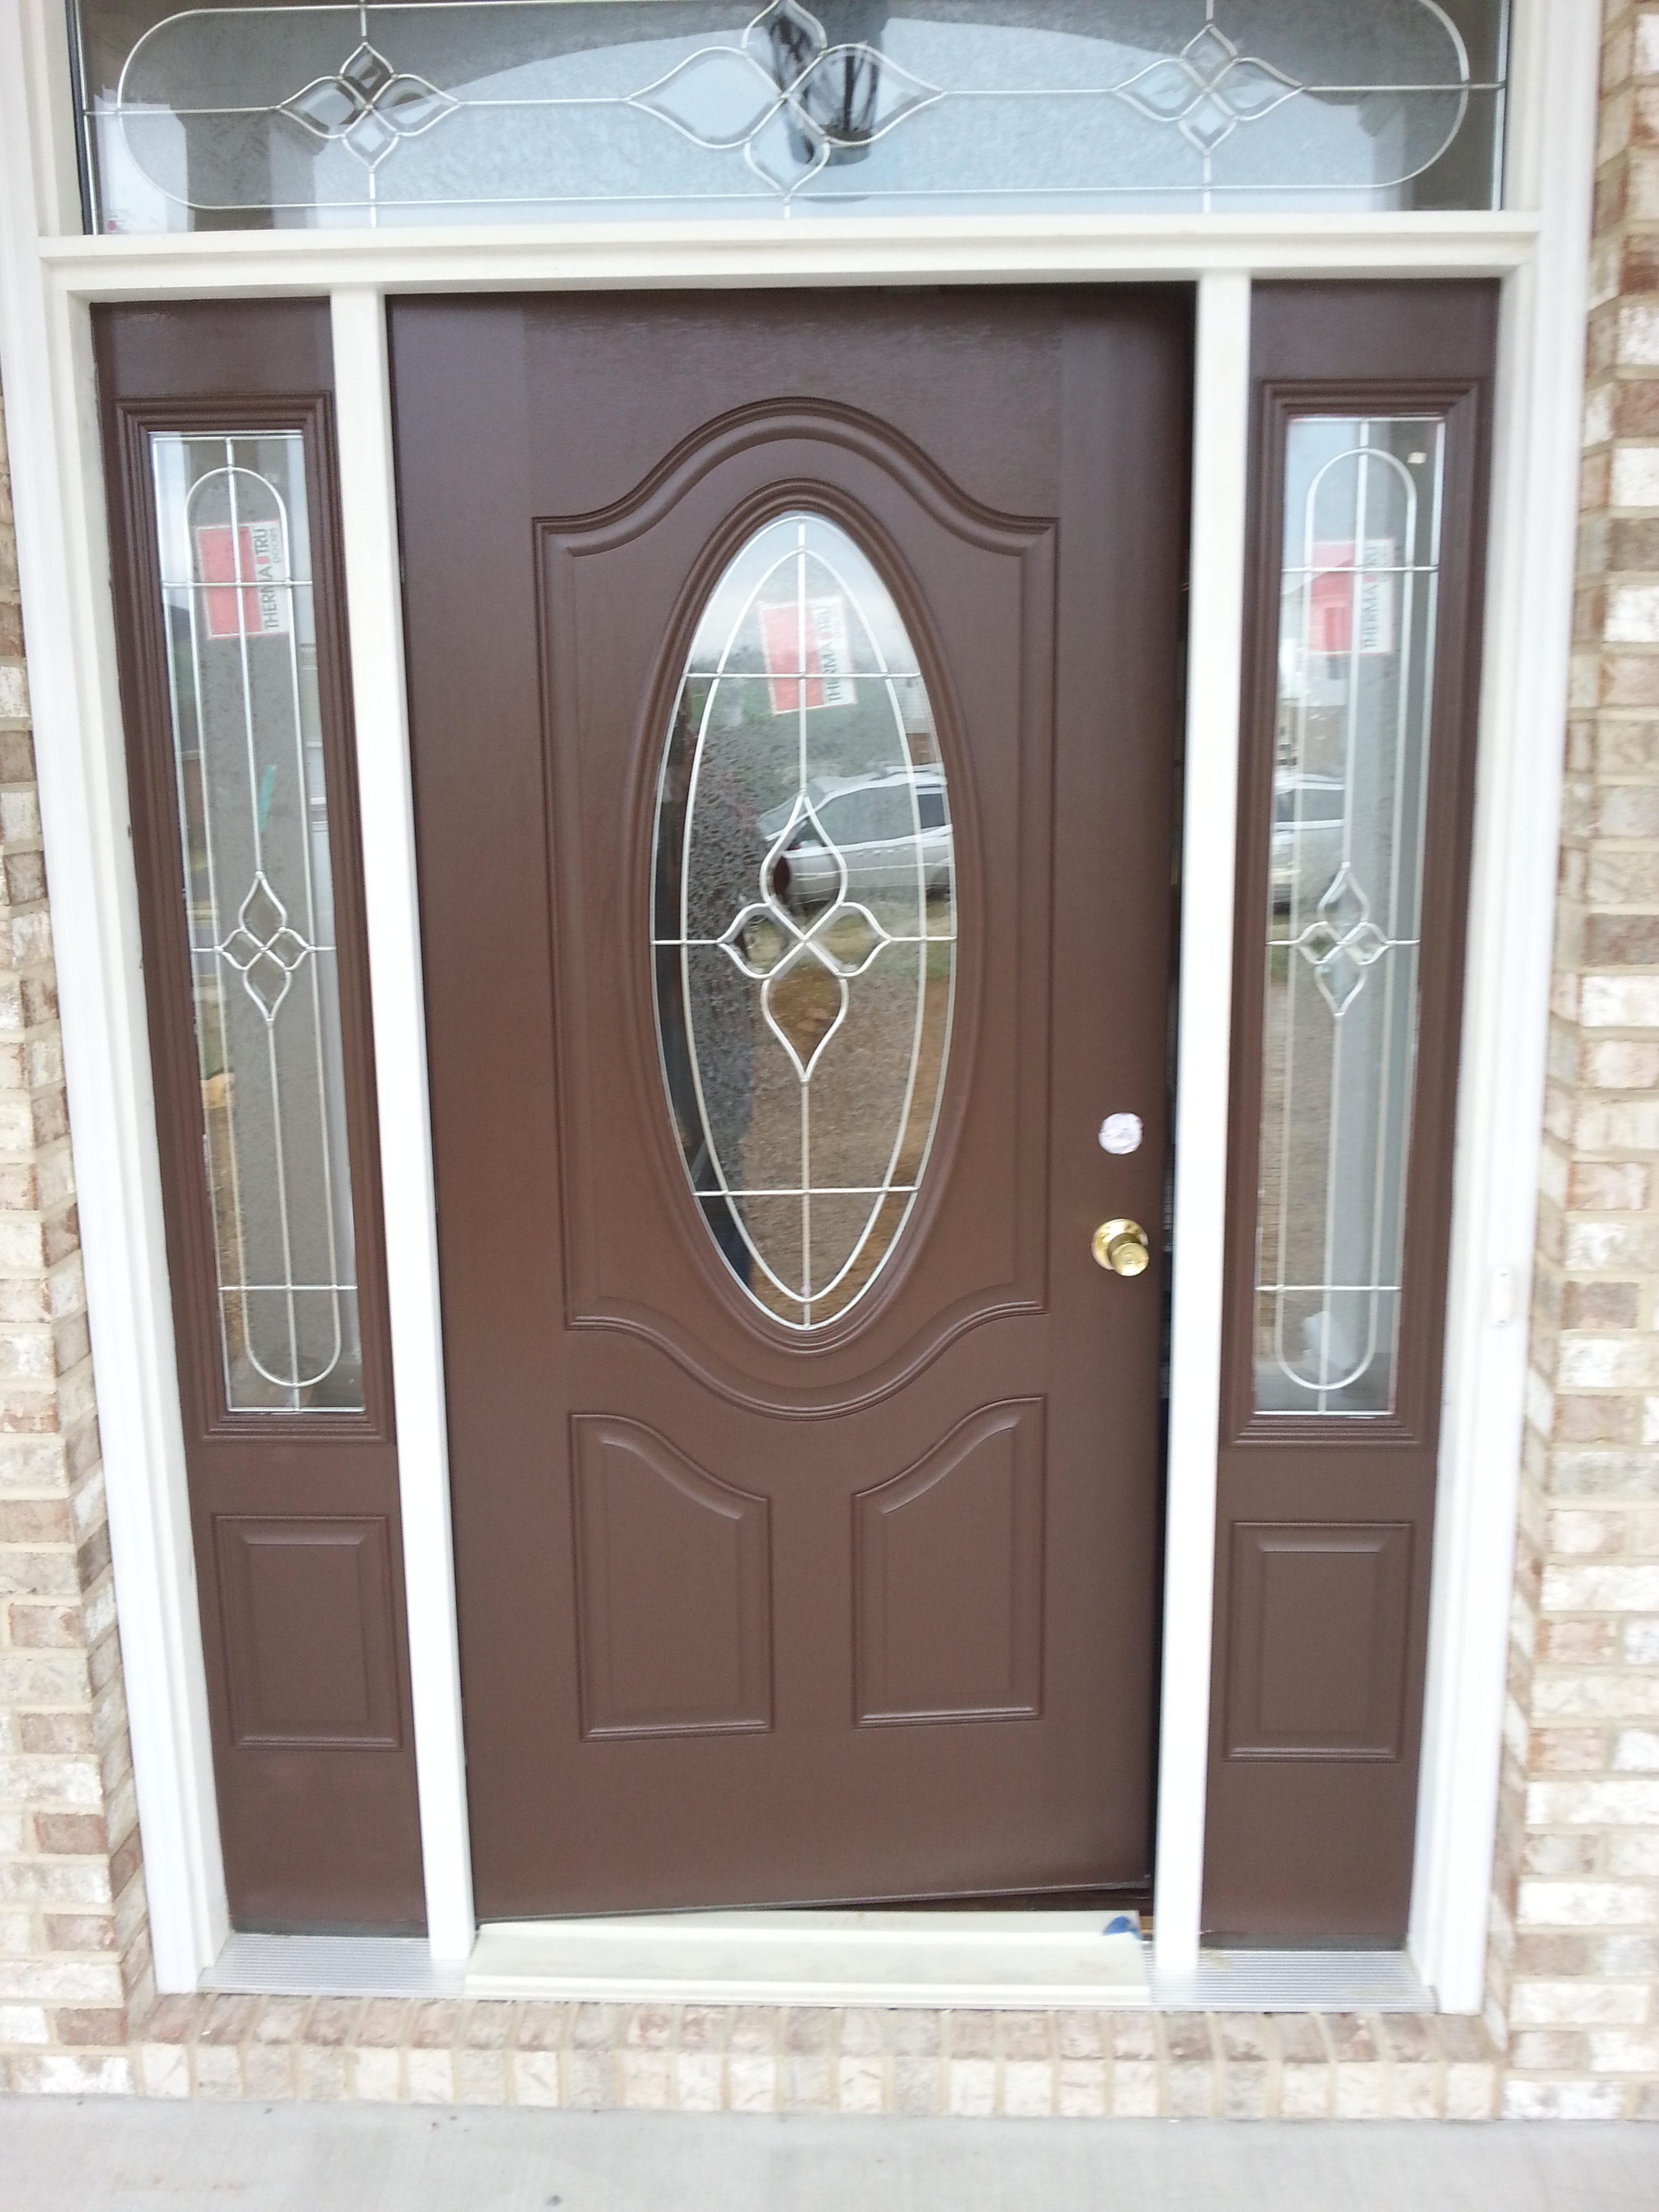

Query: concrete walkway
left=3, top=2101, right=1656, bottom=2210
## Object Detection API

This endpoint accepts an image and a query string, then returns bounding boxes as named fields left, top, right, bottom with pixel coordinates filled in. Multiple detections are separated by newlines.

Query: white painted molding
left=1153, top=270, right=1252, bottom=1981
left=38, top=213, right=1537, bottom=304
left=0, top=1, right=228, bottom=1990
left=330, top=289, right=476, bottom=1966
left=1407, top=0, right=1601, bottom=2013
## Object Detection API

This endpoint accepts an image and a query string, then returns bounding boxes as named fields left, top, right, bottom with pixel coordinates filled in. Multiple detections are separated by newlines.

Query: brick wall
left=0, top=376, right=146, bottom=2093
left=1486, top=0, right=1659, bottom=2125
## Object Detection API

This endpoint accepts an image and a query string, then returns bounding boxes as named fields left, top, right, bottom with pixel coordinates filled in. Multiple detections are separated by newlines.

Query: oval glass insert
left=652, top=512, right=956, bottom=1330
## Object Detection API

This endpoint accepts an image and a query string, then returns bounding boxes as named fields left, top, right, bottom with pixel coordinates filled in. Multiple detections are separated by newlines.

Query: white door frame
left=0, top=0, right=1600, bottom=2005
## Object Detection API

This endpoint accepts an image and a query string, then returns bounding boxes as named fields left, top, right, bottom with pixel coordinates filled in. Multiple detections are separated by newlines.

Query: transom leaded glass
left=653, top=512, right=955, bottom=1331
left=71, top=1, right=1508, bottom=232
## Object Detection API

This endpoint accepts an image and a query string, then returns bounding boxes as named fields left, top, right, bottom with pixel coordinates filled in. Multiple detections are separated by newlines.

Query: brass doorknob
left=1092, top=1218, right=1150, bottom=1276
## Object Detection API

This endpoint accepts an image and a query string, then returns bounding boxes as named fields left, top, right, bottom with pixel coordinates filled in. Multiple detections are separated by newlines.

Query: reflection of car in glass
left=760, top=769, right=951, bottom=908
left=1271, top=769, right=1346, bottom=911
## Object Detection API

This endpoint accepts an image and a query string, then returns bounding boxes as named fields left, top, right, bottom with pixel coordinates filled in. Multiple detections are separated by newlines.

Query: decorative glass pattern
left=1253, top=416, right=1446, bottom=1418
left=151, top=431, right=364, bottom=1411
left=653, top=512, right=954, bottom=1330
left=72, top=1, right=1508, bottom=233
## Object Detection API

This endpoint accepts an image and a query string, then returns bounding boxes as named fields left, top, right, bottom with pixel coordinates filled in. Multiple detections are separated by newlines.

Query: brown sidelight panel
left=394, top=290, right=1189, bottom=1916
left=97, top=302, right=424, bottom=1931
left=1204, top=283, right=1497, bottom=1943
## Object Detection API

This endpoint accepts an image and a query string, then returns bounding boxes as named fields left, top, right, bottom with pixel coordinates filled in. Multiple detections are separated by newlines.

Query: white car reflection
left=1272, top=769, right=1346, bottom=912
left=760, top=769, right=951, bottom=909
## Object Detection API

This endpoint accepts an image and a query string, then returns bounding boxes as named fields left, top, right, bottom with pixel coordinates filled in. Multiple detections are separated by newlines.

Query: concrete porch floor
left=3, top=2102, right=1657, bottom=2211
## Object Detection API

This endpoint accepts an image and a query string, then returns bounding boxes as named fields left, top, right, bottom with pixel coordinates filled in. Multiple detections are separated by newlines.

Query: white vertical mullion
left=330, top=287, right=474, bottom=1965
left=0, top=9, right=228, bottom=1988
left=1408, top=0, right=1600, bottom=2011
left=1153, top=270, right=1252, bottom=1982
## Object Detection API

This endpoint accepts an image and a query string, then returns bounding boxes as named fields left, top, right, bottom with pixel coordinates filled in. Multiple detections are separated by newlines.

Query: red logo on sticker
left=758, top=596, right=856, bottom=715
left=195, top=521, right=290, bottom=640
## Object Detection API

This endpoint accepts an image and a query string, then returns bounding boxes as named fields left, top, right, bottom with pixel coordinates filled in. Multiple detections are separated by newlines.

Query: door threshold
left=1151, top=1947, right=1432, bottom=2013
left=203, top=1933, right=464, bottom=2001
left=465, top=1908, right=1151, bottom=2009
left=199, top=1922, right=1433, bottom=2016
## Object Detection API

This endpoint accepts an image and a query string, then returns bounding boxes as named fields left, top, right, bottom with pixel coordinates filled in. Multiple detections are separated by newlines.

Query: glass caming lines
left=73, top=0, right=1509, bottom=232
left=150, top=432, right=363, bottom=1412
left=653, top=513, right=954, bottom=1330
left=1253, top=417, right=1446, bottom=1418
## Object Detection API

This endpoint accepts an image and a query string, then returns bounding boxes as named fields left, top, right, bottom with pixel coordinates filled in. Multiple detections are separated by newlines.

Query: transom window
left=70, top=0, right=1509, bottom=232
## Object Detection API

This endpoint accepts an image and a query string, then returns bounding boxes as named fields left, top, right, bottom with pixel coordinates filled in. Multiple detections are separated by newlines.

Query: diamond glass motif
left=218, top=873, right=314, bottom=1022
left=278, top=40, right=456, bottom=169
left=653, top=512, right=956, bottom=1331
left=340, top=40, right=394, bottom=101
left=633, top=49, right=783, bottom=149
left=1118, top=27, right=1297, bottom=152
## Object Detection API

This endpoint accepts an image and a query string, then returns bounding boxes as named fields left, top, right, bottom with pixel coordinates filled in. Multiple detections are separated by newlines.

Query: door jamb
left=1155, top=270, right=1251, bottom=1978
left=331, top=287, right=474, bottom=1963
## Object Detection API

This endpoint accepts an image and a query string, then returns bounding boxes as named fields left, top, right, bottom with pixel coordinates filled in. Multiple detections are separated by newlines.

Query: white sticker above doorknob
left=1099, top=1113, right=1143, bottom=1155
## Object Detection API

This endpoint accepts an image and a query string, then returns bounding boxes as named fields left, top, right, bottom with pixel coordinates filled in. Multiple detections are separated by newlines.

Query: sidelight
left=71, top=1, right=1507, bottom=232
left=1252, top=416, right=1447, bottom=1417
left=652, top=511, right=954, bottom=1330
left=150, top=430, right=363, bottom=1412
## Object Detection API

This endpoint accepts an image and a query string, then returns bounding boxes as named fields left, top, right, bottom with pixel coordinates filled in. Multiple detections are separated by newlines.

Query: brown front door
left=394, top=291, right=1189, bottom=1917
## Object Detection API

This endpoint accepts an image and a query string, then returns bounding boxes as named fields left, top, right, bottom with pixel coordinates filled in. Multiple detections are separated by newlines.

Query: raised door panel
left=572, top=1416, right=773, bottom=1738
left=854, top=1400, right=1044, bottom=1723
left=215, top=1515, right=403, bottom=1748
left=1222, top=1522, right=1412, bottom=1759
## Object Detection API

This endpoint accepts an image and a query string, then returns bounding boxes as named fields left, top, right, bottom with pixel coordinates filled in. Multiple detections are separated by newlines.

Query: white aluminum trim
left=38, top=213, right=1536, bottom=302
left=0, top=2, right=228, bottom=1990
left=465, top=1912, right=1151, bottom=2010
left=330, top=287, right=475, bottom=1965
left=203, top=1920, right=1432, bottom=2016
left=1153, top=269, right=1252, bottom=1982
left=1407, top=0, right=1601, bottom=2014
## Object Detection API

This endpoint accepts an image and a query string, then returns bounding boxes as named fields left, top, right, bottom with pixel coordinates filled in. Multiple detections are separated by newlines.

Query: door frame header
left=0, top=0, right=1601, bottom=2006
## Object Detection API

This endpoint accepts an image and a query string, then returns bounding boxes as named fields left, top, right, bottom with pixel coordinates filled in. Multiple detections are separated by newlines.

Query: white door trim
left=329, top=288, right=476, bottom=1965
left=1407, top=0, right=1601, bottom=2013
left=0, top=0, right=1597, bottom=2003
left=1153, top=268, right=1252, bottom=1983
left=0, top=0, right=229, bottom=1990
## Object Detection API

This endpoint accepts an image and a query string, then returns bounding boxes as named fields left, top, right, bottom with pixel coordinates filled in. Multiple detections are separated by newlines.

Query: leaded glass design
left=152, top=431, right=363, bottom=1411
left=73, top=1, right=1507, bottom=233
left=1253, top=416, right=1446, bottom=1418
left=653, top=512, right=954, bottom=1330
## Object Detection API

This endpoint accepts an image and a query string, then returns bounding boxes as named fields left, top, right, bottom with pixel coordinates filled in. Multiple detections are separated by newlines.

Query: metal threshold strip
left=203, top=1918, right=1431, bottom=2013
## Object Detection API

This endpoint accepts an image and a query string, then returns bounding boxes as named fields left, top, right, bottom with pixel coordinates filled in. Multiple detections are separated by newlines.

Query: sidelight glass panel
left=150, top=430, right=364, bottom=1412
left=653, top=511, right=954, bottom=1330
left=72, top=1, right=1507, bottom=233
left=1252, top=415, right=1446, bottom=1418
